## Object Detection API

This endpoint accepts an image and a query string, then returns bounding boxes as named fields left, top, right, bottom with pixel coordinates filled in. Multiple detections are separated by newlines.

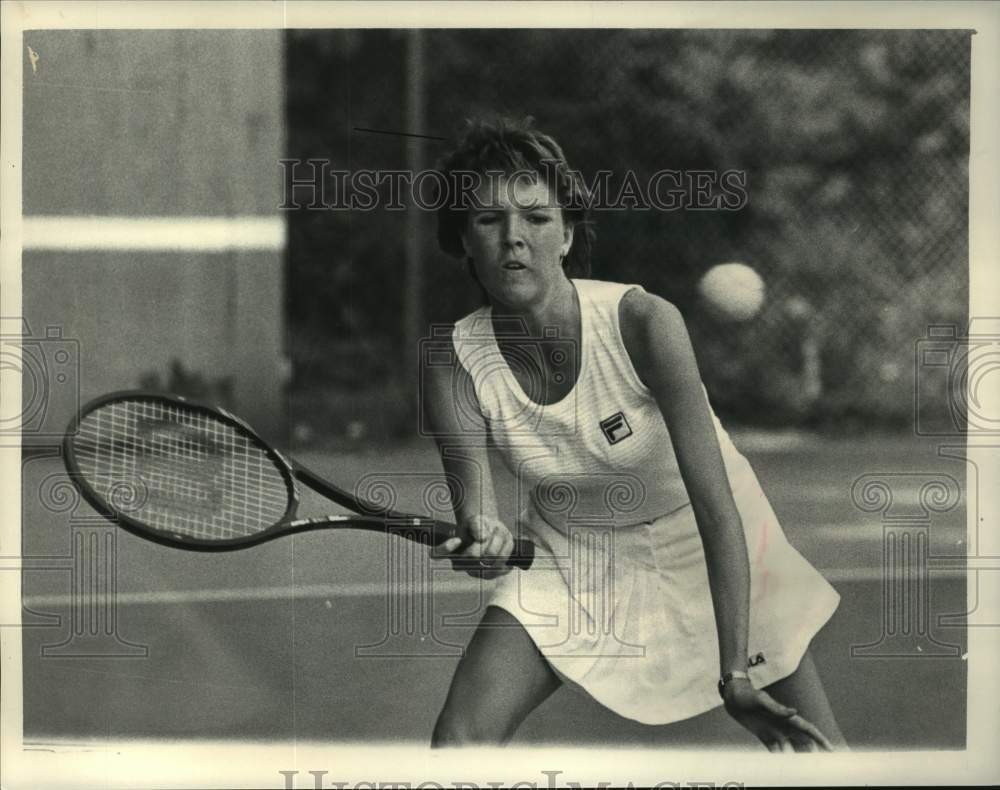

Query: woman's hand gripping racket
left=61, top=391, right=534, bottom=570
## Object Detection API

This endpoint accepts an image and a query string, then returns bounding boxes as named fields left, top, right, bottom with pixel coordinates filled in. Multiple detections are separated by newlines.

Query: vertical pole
left=232, top=31, right=287, bottom=444
left=403, top=29, right=426, bottom=433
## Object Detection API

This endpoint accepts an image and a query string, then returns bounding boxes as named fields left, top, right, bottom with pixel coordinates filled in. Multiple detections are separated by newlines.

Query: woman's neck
left=492, top=277, right=579, bottom=338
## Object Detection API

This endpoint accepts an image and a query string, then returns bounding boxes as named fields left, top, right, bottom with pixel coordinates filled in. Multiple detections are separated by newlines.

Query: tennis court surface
left=18, top=432, right=967, bottom=749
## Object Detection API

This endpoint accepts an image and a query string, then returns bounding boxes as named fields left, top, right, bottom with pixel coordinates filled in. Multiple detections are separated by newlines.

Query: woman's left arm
left=619, top=290, right=750, bottom=679
left=620, top=289, right=833, bottom=751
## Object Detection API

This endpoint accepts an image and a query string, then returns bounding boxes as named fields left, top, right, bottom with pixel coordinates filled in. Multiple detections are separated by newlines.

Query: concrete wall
left=22, top=30, right=286, bottom=440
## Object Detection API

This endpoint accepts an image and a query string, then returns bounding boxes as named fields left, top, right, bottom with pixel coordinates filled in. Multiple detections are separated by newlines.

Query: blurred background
left=18, top=28, right=971, bottom=447
left=285, top=28, right=970, bottom=444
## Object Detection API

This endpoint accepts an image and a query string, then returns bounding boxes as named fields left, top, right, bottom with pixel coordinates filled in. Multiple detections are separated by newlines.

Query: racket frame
left=62, top=391, right=532, bottom=568
left=64, top=390, right=303, bottom=551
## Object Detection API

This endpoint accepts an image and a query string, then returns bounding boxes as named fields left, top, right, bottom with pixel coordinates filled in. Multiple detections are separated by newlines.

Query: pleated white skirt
left=488, top=453, right=841, bottom=725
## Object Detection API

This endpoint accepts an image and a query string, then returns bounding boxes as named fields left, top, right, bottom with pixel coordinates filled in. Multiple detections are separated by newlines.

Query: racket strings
left=71, top=399, right=291, bottom=540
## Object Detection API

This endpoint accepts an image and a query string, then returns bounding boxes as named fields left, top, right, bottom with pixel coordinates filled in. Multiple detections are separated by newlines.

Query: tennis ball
left=697, top=262, right=765, bottom=321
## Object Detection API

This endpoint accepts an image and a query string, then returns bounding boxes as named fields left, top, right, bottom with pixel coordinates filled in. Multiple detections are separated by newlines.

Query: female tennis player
left=423, top=118, right=846, bottom=752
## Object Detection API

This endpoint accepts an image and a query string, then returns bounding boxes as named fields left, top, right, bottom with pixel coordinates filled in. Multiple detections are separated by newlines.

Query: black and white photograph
left=1, top=1, right=998, bottom=787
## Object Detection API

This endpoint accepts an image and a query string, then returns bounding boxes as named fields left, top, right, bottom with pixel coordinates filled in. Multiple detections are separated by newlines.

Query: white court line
left=22, top=215, right=286, bottom=252
left=19, top=565, right=969, bottom=608
left=794, top=523, right=965, bottom=542
left=771, top=485, right=967, bottom=505
left=21, top=579, right=483, bottom=607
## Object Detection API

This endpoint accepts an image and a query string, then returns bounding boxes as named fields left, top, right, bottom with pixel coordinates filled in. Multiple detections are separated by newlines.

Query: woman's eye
left=474, top=214, right=498, bottom=226
left=528, top=214, right=551, bottom=225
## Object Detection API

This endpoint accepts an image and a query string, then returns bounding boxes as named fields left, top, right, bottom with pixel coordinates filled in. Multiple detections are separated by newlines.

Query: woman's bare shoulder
left=619, top=288, right=688, bottom=355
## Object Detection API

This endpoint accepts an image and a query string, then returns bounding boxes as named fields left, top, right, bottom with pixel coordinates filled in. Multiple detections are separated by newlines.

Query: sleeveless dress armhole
left=608, top=283, right=656, bottom=399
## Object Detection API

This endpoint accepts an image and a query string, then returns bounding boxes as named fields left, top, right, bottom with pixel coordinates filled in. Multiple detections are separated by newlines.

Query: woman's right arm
left=422, top=338, right=514, bottom=577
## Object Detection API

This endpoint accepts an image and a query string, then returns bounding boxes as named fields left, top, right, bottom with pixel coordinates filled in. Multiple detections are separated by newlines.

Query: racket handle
left=448, top=540, right=534, bottom=572
left=435, top=522, right=535, bottom=571
left=508, top=538, right=535, bottom=570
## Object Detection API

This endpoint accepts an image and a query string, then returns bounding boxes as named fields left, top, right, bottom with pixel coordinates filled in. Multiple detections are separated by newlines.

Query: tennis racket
left=61, top=391, right=534, bottom=569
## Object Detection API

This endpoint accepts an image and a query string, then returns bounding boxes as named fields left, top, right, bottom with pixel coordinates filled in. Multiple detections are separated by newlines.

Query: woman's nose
left=501, top=215, right=525, bottom=248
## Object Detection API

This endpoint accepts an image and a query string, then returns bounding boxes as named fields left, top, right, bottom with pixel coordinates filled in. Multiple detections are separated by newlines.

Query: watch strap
left=717, top=670, right=751, bottom=698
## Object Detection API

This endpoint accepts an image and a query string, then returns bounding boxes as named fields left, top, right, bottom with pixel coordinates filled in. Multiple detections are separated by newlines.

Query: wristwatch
left=717, top=670, right=750, bottom=698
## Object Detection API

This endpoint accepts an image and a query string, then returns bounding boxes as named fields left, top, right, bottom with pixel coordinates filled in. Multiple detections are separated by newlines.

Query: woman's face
left=461, top=174, right=574, bottom=310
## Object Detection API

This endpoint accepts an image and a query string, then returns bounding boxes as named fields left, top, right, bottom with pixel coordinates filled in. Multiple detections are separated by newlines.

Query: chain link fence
left=285, top=29, right=970, bottom=443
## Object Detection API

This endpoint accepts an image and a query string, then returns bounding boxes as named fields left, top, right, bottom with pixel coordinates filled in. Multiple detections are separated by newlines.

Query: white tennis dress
left=451, top=279, right=840, bottom=725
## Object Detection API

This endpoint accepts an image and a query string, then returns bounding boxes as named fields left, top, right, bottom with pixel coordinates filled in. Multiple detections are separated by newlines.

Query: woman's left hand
left=722, top=679, right=834, bottom=753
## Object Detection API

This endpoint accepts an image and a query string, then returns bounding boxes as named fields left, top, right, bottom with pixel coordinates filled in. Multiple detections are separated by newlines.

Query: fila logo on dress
left=599, top=412, right=633, bottom=445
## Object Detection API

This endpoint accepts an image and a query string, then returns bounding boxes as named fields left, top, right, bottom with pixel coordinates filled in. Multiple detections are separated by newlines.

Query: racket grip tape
left=448, top=540, right=534, bottom=572
left=435, top=523, right=535, bottom=571
left=508, top=538, right=535, bottom=570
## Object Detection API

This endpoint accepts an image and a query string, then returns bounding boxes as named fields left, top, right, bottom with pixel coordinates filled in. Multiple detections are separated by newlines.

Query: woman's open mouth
left=502, top=261, right=527, bottom=270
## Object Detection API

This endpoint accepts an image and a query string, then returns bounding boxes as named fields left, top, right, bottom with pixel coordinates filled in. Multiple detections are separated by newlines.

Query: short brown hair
left=434, top=117, right=593, bottom=279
